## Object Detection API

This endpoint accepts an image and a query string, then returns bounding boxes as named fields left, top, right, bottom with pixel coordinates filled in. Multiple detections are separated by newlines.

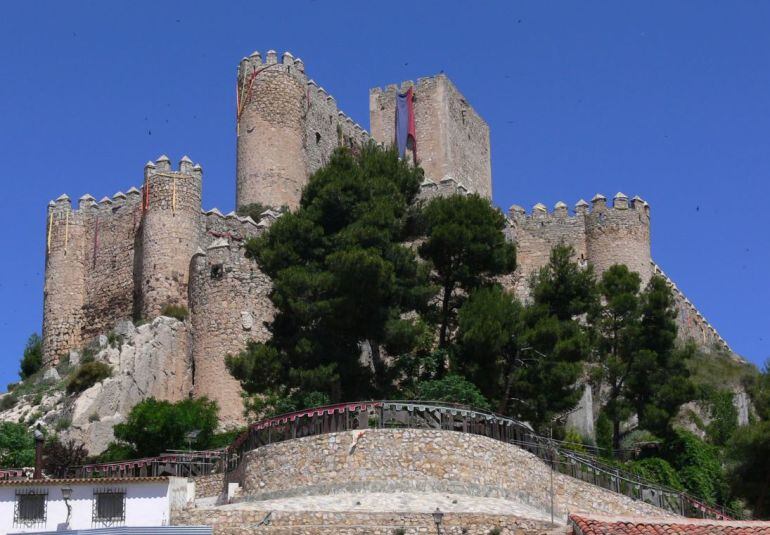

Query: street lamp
left=432, top=507, right=444, bottom=534
left=60, top=486, right=73, bottom=526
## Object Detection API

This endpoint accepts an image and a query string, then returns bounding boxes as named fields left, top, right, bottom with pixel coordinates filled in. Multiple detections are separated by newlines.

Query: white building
left=0, top=476, right=191, bottom=535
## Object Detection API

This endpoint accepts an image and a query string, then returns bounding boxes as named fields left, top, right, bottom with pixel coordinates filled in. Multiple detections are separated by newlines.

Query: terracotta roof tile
left=570, top=515, right=770, bottom=535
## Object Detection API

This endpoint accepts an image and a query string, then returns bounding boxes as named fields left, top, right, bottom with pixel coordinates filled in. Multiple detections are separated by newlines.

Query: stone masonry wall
left=43, top=196, right=87, bottom=365
left=193, top=472, right=225, bottom=499
left=173, top=508, right=557, bottom=535
left=140, top=156, right=202, bottom=318
left=370, top=74, right=492, bottom=198
left=236, top=51, right=309, bottom=210
left=190, top=226, right=274, bottom=427
left=239, top=429, right=672, bottom=519
left=79, top=190, right=143, bottom=340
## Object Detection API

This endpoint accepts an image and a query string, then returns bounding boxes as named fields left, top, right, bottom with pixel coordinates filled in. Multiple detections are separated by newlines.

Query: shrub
left=19, top=334, right=43, bottom=380
left=0, top=422, right=35, bottom=468
left=96, top=441, right=137, bottom=462
left=43, top=437, right=88, bottom=478
left=55, top=417, right=72, bottom=431
left=626, top=457, right=684, bottom=490
left=663, top=429, right=728, bottom=506
left=66, top=362, right=112, bottom=394
left=0, top=394, right=18, bottom=411
left=236, top=202, right=268, bottom=222
left=160, top=304, right=189, bottom=321
left=107, top=331, right=124, bottom=348
left=414, top=374, right=491, bottom=411
left=114, top=397, right=219, bottom=457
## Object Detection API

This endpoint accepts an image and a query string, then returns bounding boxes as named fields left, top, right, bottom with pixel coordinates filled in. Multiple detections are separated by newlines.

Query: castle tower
left=42, top=195, right=87, bottom=365
left=140, top=155, right=202, bottom=319
left=584, top=193, right=652, bottom=284
left=370, top=74, right=492, bottom=198
left=236, top=50, right=308, bottom=210
left=189, top=237, right=274, bottom=427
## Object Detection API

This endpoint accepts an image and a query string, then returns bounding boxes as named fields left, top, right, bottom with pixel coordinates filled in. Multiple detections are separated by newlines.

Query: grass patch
left=55, top=417, right=72, bottom=431
left=160, top=304, right=189, bottom=321
left=66, top=362, right=112, bottom=395
left=688, top=350, right=758, bottom=392
left=0, top=393, right=18, bottom=411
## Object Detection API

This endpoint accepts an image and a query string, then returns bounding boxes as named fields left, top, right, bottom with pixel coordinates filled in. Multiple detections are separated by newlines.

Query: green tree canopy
left=0, top=422, right=35, bottom=468
left=112, top=397, right=219, bottom=458
left=19, top=333, right=42, bottom=380
left=228, top=145, right=431, bottom=415
left=507, top=244, right=596, bottom=430
left=418, top=194, right=515, bottom=348
left=726, top=420, right=770, bottom=518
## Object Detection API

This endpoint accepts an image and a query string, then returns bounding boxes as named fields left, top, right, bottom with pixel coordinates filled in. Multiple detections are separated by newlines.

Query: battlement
left=237, top=50, right=307, bottom=84
left=507, top=193, right=649, bottom=222
left=651, top=262, right=733, bottom=354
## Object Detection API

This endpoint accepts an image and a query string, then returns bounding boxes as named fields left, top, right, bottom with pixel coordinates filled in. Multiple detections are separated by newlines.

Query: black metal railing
left=222, top=400, right=735, bottom=520
left=2, top=399, right=737, bottom=520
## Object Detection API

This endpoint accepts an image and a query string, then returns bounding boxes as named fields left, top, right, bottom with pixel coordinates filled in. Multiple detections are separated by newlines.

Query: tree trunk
left=369, top=340, right=385, bottom=395
left=498, top=349, right=517, bottom=414
left=613, top=419, right=621, bottom=452
left=438, top=282, right=453, bottom=348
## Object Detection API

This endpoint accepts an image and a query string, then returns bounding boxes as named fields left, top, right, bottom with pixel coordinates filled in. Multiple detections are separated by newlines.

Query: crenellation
left=40, top=50, right=739, bottom=425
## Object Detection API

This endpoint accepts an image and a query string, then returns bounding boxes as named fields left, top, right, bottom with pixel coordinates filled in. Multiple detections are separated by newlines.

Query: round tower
left=140, top=155, right=202, bottom=319
left=42, top=195, right=87, bottom=366
left=189, top=237, right=274, bottom=427
left=585, top=192, right=652, bottom=284
left=236, top=50, right=308, bottom=211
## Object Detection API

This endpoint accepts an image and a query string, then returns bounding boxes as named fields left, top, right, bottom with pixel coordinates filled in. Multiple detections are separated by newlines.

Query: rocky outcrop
left=0, top=317, right=192, bottom=455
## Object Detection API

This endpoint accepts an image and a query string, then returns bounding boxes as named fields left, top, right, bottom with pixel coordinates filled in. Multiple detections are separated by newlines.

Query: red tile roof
left=570, top=514, right=770, bottom=535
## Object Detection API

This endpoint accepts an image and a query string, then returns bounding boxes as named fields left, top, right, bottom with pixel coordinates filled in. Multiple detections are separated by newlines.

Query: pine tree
left=418, top=194, right=515, bottom=349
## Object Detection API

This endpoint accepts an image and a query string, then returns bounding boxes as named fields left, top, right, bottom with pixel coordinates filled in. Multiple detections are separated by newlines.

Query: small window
left=315, top=132, right=321, bottom=144
left=93, top=488, right=126, bottom=525
left=211, top=263, right=224, bottom=280
left=15, top=489, right=47, bottom=527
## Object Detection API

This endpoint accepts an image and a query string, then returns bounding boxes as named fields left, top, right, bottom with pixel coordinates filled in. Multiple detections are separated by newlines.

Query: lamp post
left=432, top=507, right=444, bottom=534
left=33, top=427, right=44, bottom=479
left=61, top=485, right=73, bottom=527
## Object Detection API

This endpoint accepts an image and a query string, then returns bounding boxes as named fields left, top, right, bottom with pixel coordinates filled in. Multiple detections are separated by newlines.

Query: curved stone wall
left=239, top=429, right=672, bottom=519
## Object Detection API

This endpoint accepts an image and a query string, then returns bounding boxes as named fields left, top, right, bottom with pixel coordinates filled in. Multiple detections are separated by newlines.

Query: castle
left=41, top=50, right=731, bottom=425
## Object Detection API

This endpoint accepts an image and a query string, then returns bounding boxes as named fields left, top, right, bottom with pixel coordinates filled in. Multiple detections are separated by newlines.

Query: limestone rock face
left=0, top=317, right=193, bottom=456
left=62, top=317, right=193, bottom=453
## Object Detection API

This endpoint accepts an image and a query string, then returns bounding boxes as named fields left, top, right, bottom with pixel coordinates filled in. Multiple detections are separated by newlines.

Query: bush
left=19, top=333, right=43, bottom=380
left=236, top=202, right=268, bottom=222
left=0, top=422, right=35, bottom=468
left=626, top=457, right=684, bottom=490
left=66, top=362, right=112, bottom=394
left=0, top=394, right=18, bottom=411
left=160, top=304, right=189, bottom=321
left=54, top=417, right=71, bottom=431
left=43, top=437, right=88, bottom=478
left=114, top=397, right=219, bottom=457
left=663, top=429, right=728, bottom=506
left=96, top=441, right=137, bottom=462
left=414, top=374, right=491, bottom=411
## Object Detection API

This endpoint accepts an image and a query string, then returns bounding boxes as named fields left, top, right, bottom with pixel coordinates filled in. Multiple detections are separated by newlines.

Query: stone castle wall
left=42, top=51, right=734, bottom=429
left=370, top=74, right=492, bottom=198
left=505, top=193, right=650, bottom=300
left=41, top=154, right=278, bottom=422
left=237, top=429, right=671, bottom=519
left=235, top=50, right=370, bottom=211
left=190, top=234, right=273, bottom=426
left=173, top=508, right=556, bottom=535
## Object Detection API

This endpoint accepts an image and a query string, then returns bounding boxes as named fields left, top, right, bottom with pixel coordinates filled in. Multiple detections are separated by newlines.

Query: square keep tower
left=369, top=74, right=491, bottom=198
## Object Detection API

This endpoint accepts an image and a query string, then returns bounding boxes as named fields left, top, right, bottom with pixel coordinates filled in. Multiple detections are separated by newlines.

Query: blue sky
left=0, top=2, right=768, bottom=388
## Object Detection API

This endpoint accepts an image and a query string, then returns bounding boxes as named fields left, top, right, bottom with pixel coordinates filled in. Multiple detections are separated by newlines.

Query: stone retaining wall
left=193, top=472, right=224, bottom=498
left=239, top=429, right=672, bottom=519
left=173, top=508, right=560, bottom=535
